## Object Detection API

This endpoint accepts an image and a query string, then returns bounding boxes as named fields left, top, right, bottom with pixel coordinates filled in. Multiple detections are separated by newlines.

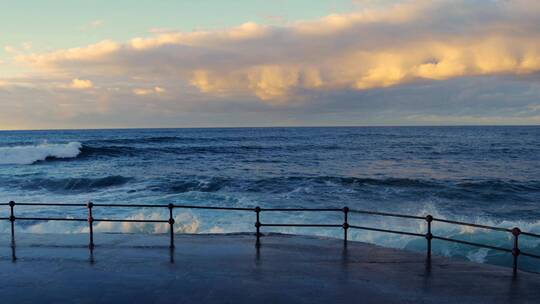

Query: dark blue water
left=1, top=127, right=539, bottom=270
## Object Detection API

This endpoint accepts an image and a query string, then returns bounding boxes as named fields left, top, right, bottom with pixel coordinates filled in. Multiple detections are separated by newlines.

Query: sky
left=0, top=0, right=539, bottom=130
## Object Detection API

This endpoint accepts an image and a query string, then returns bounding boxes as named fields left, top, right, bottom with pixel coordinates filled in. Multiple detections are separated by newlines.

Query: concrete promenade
left=0, top=233, right=539, bottom=303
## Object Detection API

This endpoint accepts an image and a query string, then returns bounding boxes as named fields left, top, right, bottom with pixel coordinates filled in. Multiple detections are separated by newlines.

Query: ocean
left=1, top=126, right=539, bottom=270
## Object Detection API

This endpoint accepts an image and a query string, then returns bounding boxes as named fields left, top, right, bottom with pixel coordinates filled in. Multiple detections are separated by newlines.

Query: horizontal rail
left=433, top=218, right=512, bottom=233
left=173, top=205, right=253, bottom=211
left=96, top=203, right=253, bottom=211
left=261, top=223, right=342, bottom=227
left=521, top=231, right=540, bottom=238
left=14, top=203, right=87, bottom=207
left=433, top=236, right=512, bottom=253
left=93, top=203, right=168, bottom=208
left=14, top=217, right=87, bottom=222
left=350, top=209, right=425, bottom=220
left=349, top=225, right=425, bottom=237
left=93, top=218, right=168, bottom=223
left=521, top=251, right=540, bottom=259
left=261, top=208, right=342, bottom=212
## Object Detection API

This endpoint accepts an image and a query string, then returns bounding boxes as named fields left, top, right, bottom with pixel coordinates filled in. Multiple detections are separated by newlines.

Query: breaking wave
left=0, top=142, right=82, bottom=165
left=0, top=211, right=201, bottom=234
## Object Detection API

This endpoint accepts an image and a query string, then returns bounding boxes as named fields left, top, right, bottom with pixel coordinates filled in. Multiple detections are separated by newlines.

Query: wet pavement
left=0, top=233, right=539, bottom=303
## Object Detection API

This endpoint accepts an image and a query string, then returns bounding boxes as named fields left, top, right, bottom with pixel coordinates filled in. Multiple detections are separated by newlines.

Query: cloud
left=69, top=78, right=93, bottom=89
left=133, top=86, right=165, bottom=96
left=14, top=0, right=540, bottom=104
left=3, top=42, right=33, bottom=55
left=17, top=40, right=120, bottom=70
left=4, top=46, right=18, bottom=54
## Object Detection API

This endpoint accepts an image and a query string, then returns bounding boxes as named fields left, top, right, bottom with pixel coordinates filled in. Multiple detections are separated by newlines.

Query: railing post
left=168, top=203, right=175, bottom=249
left=9, top=201, right=15, bottom=248
left=343, top=206, right=349, bottom=246
left=512, top=227, right=521, bottom=275
left=425, top=215, right=433, bottom=262
left=255, top=206, right=261, bottom=246
left=87, top=202, right=94, bottom=249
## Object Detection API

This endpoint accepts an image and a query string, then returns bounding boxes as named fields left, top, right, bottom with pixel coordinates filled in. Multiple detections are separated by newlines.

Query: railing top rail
left=349, top=209, right=425, bottom=220
left=15, top=217, right=87, bottom=222
left=14, top=203, right=87, bottom=207
left=173, top=204, right=253, bottom=211
left=261, top=207, right=342, bottom=212
left=93, top=203, right=168, bottom=208
left=261, top=223, right=342, bottom=227
left=93, top=218, right=168, bottom=223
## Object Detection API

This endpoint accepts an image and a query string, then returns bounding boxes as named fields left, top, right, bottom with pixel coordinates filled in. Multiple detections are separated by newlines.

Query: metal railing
left=1, top=201, right=540, bottom=275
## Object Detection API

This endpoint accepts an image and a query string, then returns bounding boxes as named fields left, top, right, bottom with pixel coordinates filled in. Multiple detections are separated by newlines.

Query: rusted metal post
left=87, top=202, right=94, bottom=249
left=9, top=201, right=15, bottom=248
left=425, top=215, right=433, bottom=262
left=343, top=206, right=349, bottom=245
left=512, top=227, right=521, bottom=275
left=168, top=203, right=175, bottom=249
left=255, top=206, right=261, bottom=246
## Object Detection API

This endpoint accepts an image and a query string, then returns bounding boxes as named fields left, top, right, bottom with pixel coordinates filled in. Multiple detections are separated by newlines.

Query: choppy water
left=0, top=127, right=539, bottom=270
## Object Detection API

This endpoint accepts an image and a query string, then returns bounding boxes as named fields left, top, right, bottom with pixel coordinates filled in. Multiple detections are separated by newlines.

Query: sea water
left=0, top=127, right=539, bottom=270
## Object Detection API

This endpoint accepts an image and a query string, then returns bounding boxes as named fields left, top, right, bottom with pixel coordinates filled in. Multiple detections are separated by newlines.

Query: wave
left=20, top=175, right=132, bottom=193
left=72, top=143, right=343, bottom=159
left=166, top=178, right=231, bottom=193
left=157, top=176, right=540, bottom=196
left=0, top=142, right=82, bottom=165
left=83, top=135, right=299, bottom=145
left=160, top=176, right=441, bottom=194
left=456, top=180, right=540, bottom=192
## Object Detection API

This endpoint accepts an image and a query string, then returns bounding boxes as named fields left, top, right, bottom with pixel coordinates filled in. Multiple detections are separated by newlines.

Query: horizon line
left=1, top=124, right=539, bottom=132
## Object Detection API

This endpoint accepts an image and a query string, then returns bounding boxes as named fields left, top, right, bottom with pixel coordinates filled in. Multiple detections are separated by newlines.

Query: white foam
left=0, top=211, right=200, bottom=234
left=0, top=142, right=82, bottom=165
left=466, top=248, right=489, bottom=263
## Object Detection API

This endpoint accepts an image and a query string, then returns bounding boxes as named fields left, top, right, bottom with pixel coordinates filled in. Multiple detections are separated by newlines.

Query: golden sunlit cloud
left=13, top=0, right=540, bottom=103
left=69, top=78, right=93, bottom=89
left=133, top=86, right=165, bottom=96
left=17, top=40, right=120, bottom=70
